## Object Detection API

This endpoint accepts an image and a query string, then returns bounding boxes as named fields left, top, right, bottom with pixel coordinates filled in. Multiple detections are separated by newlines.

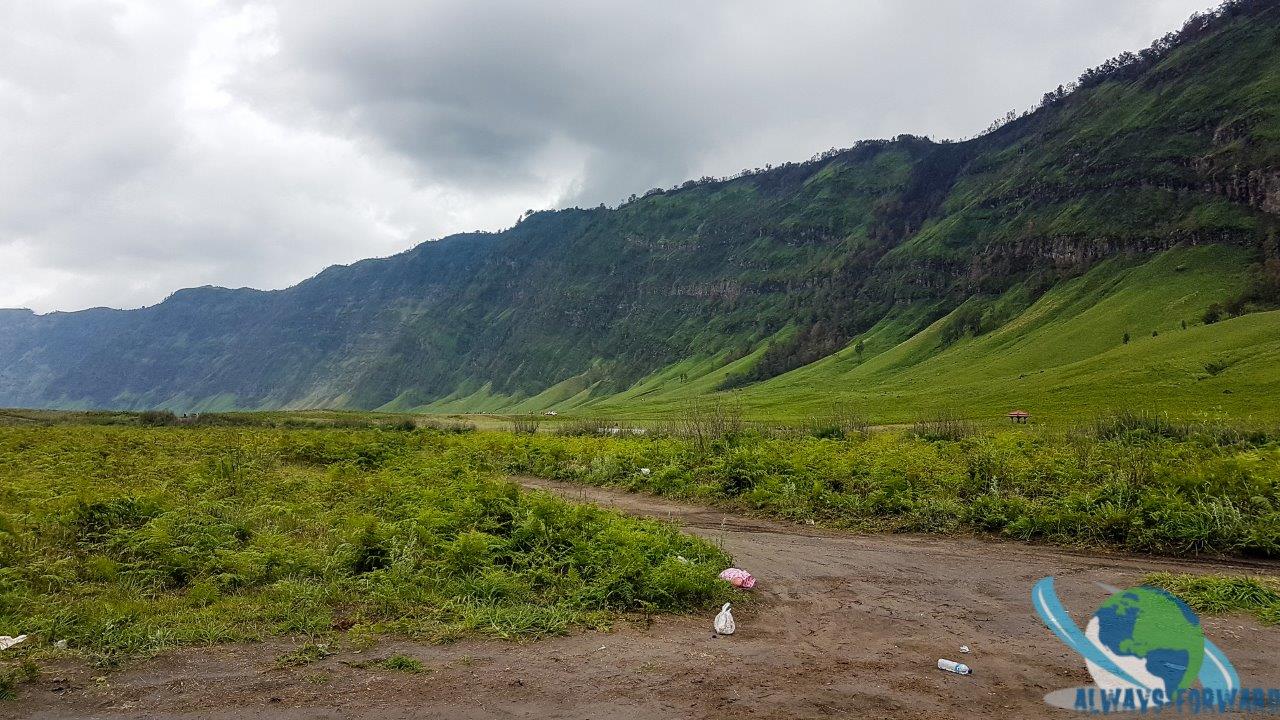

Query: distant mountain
left=3, top=0, right=1279, bottom=419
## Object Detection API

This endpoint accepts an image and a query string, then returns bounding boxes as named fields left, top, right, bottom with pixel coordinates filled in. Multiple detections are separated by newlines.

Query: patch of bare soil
left=6, top=476, right=1278, bottom=719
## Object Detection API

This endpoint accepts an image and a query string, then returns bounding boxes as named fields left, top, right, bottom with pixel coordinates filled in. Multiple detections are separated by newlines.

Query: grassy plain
left=0, top=425, right=730, bottom=666
left=0, top=414, right=1276, bottom=700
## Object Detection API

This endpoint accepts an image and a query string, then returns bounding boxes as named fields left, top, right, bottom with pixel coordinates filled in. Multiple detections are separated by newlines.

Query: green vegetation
left=0, top=426, right=730, bottom=666
left=0, top=408, right=477, bottom=433
left=370, top=653, right=425, bottom=673
left=276, top=642, right=334, bottom=667
left=0, top=658, right=38, bottom=700
left=595, top=245, right=1280, bottom=422
left=1, top=415, right=1276, bottom=699
left=335, top=651, right=427, bottom=672
left=1144, top=573, right=1280, bottom=625
left=451, top=422, right=1280, bottom=558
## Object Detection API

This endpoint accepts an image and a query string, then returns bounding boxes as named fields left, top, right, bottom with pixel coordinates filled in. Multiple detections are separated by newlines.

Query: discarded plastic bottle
left=937, top=658, right=971, bottom=675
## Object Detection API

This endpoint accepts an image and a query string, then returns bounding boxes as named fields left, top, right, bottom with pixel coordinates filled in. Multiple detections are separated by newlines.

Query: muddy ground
left=6, top=476, right=1279, bottom=719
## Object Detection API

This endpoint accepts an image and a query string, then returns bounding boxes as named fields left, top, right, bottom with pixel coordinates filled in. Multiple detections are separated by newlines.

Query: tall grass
left=417, top=418, right=477, bottom=434
left=803, top=405, right=871, bottom=440
left=1083, top=410, right=1275, bottom=447
left=474, top=427, right=1280, bottom=558
left=554, top=417, right=628, bottom=437
left=910, top=409, right=978, bottom=442
left=508, top=415, right=542, bottom=435
left=0, top=426, right=730, bottom=667
left=665, top=399, right=743, bottom=450
left=1144, top=573, right=1280, bottom=625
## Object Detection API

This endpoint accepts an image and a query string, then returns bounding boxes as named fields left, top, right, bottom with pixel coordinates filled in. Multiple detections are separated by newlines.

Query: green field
left=477, top=422, right=1280, bottom=558
left=1, top=415, right=1277, bottom=699
left=0, top=426, right=730, bottom=667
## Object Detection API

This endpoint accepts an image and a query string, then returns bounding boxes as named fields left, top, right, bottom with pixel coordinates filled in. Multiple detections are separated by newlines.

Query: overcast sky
left=1, top=0, right=1211, bottom=313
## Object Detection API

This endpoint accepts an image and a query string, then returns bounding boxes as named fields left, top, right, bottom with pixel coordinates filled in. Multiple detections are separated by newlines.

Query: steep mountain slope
left=2, top=0, right=1278, bottom=417
left=592, top=244, right=1280, bottom=421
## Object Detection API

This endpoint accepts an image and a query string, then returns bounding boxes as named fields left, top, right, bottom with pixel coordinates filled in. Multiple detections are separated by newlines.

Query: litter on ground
left=0, top=635, right=28, bottom=651
left=719, top=567, right=756, bottom=589
left=959, top=645, right=971, bottom=654
left=937, top=658, right=971, bottom=675
left=714, top=603, right=736, bottom=635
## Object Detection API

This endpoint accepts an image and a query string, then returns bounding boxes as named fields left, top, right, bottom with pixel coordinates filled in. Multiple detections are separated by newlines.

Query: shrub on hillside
left=138, top=410, right=178, bottom=426
left=910, top=409, right=978, bottom=442
left=671, top=399, right=744, bottom=450
left=509, top=416, right=541, bottom=435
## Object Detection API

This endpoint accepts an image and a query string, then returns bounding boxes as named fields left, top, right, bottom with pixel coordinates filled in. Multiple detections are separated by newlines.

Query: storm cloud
left=1, top=0, right=1209, bottom=312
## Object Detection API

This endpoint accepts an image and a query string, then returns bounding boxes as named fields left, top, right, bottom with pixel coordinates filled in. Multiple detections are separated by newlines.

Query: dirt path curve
left=9, top=477, right=1279, bottom=720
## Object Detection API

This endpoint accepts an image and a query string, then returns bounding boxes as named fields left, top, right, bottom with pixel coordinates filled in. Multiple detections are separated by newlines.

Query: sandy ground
left=6, top=476, right=1279, bottom=720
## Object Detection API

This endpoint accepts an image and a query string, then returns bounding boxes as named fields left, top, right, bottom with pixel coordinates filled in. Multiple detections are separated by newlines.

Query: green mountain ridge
left=2, top=0, right=1279, bottom=420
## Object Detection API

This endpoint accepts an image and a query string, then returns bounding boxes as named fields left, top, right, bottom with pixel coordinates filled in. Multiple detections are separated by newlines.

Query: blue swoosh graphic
left=1200, top=638, right=1239, bottom=691
left=1032, top=576, right=1145, bottom=688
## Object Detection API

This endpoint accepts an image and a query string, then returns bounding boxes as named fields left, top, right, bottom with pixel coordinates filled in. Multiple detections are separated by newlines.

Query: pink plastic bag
left=719, top=567, right=756, bottom=589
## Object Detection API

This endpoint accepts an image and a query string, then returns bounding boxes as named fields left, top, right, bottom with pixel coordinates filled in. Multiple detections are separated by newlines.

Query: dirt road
left=8, top=476, right=1279, bottom=719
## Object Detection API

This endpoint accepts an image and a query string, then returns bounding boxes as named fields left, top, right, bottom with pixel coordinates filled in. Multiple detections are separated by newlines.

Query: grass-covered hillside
left=592, top=244, right=1280, bottom=421
left=1, top=0, right=1278, bottom=417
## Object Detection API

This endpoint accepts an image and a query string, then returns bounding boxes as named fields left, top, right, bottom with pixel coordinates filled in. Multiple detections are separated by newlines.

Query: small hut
left=1007, top=410, right=1030, bottom=424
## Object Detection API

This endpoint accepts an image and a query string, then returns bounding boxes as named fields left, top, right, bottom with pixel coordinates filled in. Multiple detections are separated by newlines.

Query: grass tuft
left=1144, top=573, right=1280, bottom=625
left=277, top=643, right=334, bottom=668
left=0, top=659, right=39, bottom=700
left=376, top=654, right=425, bottom=673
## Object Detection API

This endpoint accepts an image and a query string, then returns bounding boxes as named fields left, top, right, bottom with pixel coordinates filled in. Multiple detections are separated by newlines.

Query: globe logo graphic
left=1083, top=586, right=1203, bottom=694
left=1032, top=577, right=1239, bottom=708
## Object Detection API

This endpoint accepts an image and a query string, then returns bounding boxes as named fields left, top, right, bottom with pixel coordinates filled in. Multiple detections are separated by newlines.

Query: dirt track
left=7, top=476, right=1279, bottom=719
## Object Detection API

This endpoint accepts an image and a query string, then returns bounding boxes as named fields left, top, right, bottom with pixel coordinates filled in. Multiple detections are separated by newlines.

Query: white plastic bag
left=0, top=635, right=27, bottom=651
left=713, top=603, right=735, bottom=635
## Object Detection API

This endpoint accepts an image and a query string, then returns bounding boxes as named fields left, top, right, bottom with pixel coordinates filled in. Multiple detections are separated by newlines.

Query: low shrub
left=671, top=399, right=744, bottom=450
left=0, top=659, right=38, bottom=700
left=911, top=409, right=978, bottom=442
left=509, top=416, right=541, bottom=435
left=138, top=410, right=178, bottom=426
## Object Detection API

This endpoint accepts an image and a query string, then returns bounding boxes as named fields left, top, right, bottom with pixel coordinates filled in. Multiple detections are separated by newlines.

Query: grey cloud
left=250, top=0, right=1212, bottom=207
left=1, top=0, right=1211, bottom=312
